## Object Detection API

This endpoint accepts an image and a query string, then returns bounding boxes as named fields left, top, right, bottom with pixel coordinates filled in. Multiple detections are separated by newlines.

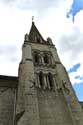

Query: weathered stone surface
left=0, top=22, right=83, bottom=125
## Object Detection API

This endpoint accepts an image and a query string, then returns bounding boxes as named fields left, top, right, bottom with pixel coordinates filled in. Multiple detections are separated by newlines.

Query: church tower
left=16, top=21, right=83, bottom=125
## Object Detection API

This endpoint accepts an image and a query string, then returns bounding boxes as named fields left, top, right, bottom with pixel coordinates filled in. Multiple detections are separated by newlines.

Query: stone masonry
left=0, top=21, right=83, bottom=125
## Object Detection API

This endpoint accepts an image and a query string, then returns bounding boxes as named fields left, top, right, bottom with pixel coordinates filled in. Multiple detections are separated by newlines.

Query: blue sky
left=68, top=62, right=83, bottom=101
left=66, top=0, right=83, bottom=101
left=67, top=0, right=83, bottom=21
left=68, top=63, right=81, bottom=73
left=73, top=83, right=83, bottom=101
left=0, top=0, right=83, bottom=101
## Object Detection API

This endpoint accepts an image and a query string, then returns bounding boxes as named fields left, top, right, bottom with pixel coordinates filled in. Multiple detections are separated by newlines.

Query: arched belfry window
left=34, top=53, right=40, bottom=63
left=43, top=54, right=49, bottom=64
left=48, top=72, right=54, bottom=88
left=39, top=71, right=44, bottom=87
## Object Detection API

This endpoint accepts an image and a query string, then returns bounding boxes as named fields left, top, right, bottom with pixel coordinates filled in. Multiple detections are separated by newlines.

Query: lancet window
left=39, top=71, right=44, bottom=87
left=43, top=54, right=49, bottom=64
left=34, top=53, right=40, bottom=64
left=48, top=72, right=54, bottom=88
left=36, top=71, right=55, bottom=89
left=33, top=51, right=53, bottom=66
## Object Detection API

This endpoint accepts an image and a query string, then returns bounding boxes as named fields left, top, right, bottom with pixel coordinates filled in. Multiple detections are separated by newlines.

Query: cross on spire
left=32, top=16, right=34, bottom=22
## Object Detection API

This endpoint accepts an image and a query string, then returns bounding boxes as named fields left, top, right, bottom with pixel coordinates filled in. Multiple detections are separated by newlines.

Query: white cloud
left=0, top=0, right=63, bottom=9
left=59, top=10, right=83, bottom=85
left=0, top=0, right=15, bottom=4
left=74, top=10, right=83, bottom=32
left=0, top=3, right=33, bottom=75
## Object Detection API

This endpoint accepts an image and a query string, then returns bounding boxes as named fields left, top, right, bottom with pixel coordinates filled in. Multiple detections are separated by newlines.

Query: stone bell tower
left=16, top=21, right=83, bottom=125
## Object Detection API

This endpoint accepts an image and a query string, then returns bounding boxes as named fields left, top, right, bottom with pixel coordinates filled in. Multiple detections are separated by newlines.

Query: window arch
left=48, top=72, right=54, bottom=88
left=39, top=71, right=44, bottom=87
left=43, top=54, right=49, bottom=64
left=34, top=53, right=40, bottom=63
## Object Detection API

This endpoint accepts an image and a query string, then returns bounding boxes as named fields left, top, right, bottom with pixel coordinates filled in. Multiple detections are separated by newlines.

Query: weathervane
left=32, top=16, right=34, bottom=22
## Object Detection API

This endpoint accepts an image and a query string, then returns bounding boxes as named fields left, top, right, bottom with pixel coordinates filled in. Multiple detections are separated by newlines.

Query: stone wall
left=37, top=88, right=73, bottom=125
left=0, top=75, right=18, bottom=125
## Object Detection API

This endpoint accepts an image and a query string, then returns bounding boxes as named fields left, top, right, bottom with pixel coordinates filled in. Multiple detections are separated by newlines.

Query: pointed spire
left=29, top=20, right=45, bottom=43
